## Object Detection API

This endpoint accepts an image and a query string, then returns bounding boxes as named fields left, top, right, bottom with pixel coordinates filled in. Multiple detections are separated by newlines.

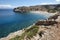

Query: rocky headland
left=14, top=4, right=60, bottom=13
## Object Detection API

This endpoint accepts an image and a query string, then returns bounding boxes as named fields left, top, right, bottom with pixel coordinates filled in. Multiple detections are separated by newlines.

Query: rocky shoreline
left=0, top=7, right=60, bottom=40
left=0, top=14, right=60, bottom=40
left=0, top=24, right=35, bottom=40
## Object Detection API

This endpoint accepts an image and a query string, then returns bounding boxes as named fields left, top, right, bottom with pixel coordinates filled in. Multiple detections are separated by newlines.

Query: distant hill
left=14, top=4, right=60, bottom=13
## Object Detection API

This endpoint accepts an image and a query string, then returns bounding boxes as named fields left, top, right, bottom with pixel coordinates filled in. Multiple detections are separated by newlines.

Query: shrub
left=10, top=25, right=39, bottom=40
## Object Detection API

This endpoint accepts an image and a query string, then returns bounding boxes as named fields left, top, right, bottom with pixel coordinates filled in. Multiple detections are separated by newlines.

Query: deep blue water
left=0, top=9, right=49, bottom=38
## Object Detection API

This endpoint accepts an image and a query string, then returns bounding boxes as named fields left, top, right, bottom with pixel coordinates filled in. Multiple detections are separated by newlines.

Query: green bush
left=10, top=25, right=39, bottom=40
left=47, top=9, right=56, bottom=13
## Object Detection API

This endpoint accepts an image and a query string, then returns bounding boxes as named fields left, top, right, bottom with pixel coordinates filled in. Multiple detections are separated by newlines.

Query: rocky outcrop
left=35, top=20, right=58, bottom=26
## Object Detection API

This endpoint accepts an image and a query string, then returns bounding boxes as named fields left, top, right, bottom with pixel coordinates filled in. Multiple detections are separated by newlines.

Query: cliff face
left=14, top=4, right=60, bottom=13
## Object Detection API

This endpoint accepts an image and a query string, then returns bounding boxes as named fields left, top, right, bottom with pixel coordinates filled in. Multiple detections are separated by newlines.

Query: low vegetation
left=10, top=25, right=39, bottom=40
left=47, top=9, right=57, bottom=13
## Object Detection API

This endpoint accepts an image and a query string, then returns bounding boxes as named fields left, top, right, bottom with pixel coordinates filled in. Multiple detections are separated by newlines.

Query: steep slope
left=10, top=16, right=60, bottom=40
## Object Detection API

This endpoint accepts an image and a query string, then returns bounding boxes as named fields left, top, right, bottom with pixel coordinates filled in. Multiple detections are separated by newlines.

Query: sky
left=0, top=0, right=60, bottom=9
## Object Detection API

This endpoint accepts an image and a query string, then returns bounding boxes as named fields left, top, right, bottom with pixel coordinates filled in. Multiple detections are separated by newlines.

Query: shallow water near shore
left=0, top=9, right=53, bottom=38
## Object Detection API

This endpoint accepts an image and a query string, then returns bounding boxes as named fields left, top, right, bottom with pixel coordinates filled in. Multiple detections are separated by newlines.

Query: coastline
left=0, top=11, right=58, bottom=40
left=0, top=24, right=35, bottom=40
left=0, top=29, right=24, bottom=40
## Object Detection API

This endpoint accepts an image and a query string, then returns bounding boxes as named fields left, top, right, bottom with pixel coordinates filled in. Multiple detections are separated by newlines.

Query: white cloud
left=0, top=4, right=17, bottom=9
left=56, top=0, right=60, bottom=2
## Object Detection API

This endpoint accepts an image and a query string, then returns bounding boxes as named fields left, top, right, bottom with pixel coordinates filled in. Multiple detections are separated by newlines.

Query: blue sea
left=0, top=9, right=50, bottom=38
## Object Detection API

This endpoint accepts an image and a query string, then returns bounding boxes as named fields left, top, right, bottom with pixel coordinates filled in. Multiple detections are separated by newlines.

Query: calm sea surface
left=0, top=9, right=50, bottom=38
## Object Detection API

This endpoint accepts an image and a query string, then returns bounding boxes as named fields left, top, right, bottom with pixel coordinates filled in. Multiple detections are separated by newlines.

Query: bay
left=0, top=9, right=49, bottom=38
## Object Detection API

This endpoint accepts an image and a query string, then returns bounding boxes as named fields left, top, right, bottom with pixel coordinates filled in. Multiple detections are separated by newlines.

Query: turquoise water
left=0, top=9, right=48, bottom=38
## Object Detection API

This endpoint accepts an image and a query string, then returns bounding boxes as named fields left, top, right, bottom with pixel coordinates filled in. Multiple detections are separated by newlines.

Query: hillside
left=0, top=15, right=60, bottom=40
left=9, top=16, right=60, bottom=40
left=14, top=4, right=60, bottom=13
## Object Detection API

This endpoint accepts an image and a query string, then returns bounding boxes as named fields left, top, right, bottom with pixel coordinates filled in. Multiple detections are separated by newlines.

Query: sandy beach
left=30, top=11, right=57, bottom=17
left=30, top=11, right=57, bottom=14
